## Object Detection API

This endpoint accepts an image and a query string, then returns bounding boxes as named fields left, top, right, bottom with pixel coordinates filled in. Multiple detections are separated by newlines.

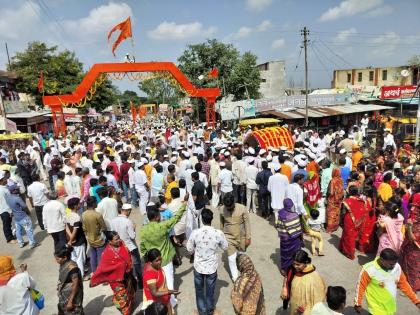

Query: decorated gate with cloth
left=245, top=127, right=294, bottom=150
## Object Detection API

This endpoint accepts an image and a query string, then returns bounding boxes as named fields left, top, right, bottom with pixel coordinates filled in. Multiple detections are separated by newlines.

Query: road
left=1, top=205, right=418, bottom=315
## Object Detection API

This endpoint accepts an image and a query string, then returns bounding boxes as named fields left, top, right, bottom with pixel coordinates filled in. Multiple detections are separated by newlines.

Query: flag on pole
left=37, top=71, right=44, bottom=92
left=208, top=67, right=219, bottom=78
left=107, top=17, right=132, bottom=56
left=130, top=101, right=137, bottom=122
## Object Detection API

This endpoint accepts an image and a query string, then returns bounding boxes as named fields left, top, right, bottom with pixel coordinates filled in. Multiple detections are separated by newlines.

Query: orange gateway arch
left=42, top=62, right=221, bottom=135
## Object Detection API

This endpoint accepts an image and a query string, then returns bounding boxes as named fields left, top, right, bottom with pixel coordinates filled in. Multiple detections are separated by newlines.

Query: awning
left=239, top=118, right=280, bottom=126
left=265, top=104, right=394, bottom=120
left=0, top=117, right=17, bottom=132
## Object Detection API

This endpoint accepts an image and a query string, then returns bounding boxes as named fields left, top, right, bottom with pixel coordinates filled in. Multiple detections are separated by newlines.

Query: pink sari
left=377, top=214, right=404, bottom=256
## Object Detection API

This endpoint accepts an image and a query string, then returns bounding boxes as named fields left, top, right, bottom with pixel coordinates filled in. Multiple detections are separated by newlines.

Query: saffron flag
left=208, top=67, right=218, bottom=78
left=130, top=101, right=137, bottom=122
left=37, top=71, right=44, bottom=92
left=107, top=17, right=132, bottom=56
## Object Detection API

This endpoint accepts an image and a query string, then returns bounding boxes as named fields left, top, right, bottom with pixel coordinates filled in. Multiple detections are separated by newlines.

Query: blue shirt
left=340, top=166, right=351, bottom=188
left=6, top=193, right=28, bottom=221
left=159, top=208, right=173, bottom=221
left=92, top=185, right=104, bottom=203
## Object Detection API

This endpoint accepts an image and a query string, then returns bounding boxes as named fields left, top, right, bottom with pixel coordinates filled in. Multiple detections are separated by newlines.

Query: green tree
left=177, top=39, right=261, bottom=101
left=407, top=55, right=420, bottom=67
left=9, top=41, right=118, bottom=111
left=138, top=77, right=182, bottom=105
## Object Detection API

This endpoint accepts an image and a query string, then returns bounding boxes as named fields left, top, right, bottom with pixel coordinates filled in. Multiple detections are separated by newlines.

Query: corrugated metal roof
left=266, top=104, right=394, bottom=120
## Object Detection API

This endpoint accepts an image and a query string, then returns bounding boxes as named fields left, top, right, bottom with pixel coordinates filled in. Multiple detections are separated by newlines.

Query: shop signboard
left=219, top=99, right=255, bottom=121
left=381, top=85, right=417, bottom=99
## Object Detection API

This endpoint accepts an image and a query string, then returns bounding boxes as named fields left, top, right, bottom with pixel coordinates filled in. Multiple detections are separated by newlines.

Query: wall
left=333, top=66, right=413, bottom=88
left=258, top=60, right=285, bottom=99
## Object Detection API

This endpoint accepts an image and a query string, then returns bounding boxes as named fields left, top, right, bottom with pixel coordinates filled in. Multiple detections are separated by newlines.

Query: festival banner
left=219, top=99, right=255, bottom=121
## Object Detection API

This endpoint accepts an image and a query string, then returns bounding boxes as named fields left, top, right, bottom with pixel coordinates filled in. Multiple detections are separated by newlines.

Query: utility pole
left=415, top=84, right=420, bottom=147
left=301, top=27, right=309, bottom=126
left=5, top=43, right=11, bottom=70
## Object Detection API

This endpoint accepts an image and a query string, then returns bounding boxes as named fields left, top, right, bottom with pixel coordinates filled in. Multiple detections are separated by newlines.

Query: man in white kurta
left=267, top=165, right=289, bottom=213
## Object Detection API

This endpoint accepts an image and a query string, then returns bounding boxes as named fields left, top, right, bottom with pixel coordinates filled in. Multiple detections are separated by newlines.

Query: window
left=369, top=71, right=374, bottom=81
left=358, top=72, right=362, bottom=82
left=382, top=70, right=387, bottom=80
left=347, top=73, right=351, bottom=83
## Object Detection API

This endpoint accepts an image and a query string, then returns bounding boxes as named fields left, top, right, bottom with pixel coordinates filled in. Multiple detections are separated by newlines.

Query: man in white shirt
left=267, top=164, right=289, bottom=216
left=111, top=204, right=143, bottom=289
left=209, top=153, right=220, bottom=208
left=218, top=162, right=233, bottom=202
left=96, top=187, right=118, bottom=230
left=42, top=192, right=66, bottom=250
left=187, top=209, right=228, bottom=315
left=245, top=157, right=259, bottom=213
left=360, top=114, right=369, bottom=138
left=0, top=170, right=17, bottom=243
left=134, top=162, right=149, bottom=219
left=285, top=173, right=306, bottom=216
left=383, top=129, right=396, bottom=150
left=64, top=168, right=82, bottom=198
left=27, top=174, right=49, bottom=230
left=232, top=153, right=247, bottom=205
left=311, top=286, right=346, bottom=315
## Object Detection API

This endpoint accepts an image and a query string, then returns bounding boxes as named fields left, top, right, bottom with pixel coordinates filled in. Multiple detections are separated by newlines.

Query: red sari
left=304, top=173, right=321, bottom=209
left=142, top=262, right=171, bottom=311
left=358, top=197, right=377, bottom=253
left=91, top=243, right=135, bottom=315
left=339, top=196, right=367, bottom=260
left=326, top=168, right=344, bottom=233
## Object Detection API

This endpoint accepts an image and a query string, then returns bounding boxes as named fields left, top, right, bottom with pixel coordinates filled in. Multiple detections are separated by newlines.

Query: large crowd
left=0, top=114, right=419, bottom=315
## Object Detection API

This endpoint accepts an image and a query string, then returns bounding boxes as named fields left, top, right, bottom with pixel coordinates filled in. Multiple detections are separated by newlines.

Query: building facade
left=332, top=65, right=418, bottom=89
left=257, top=60, right=285, bottom=99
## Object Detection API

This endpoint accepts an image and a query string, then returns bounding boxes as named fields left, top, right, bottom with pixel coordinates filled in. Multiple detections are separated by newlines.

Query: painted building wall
left=258, top=60, right=285, bottom=99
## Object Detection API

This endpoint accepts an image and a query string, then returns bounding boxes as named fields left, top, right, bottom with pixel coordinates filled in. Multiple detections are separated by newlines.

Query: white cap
left=248, top=147, right=255, bottom=155
left=316, top=155, right=326, bottom=163
left=224, top=151, right=231, bottom=157
left=122, top=204, right=132, bottom=210
left=303, top=141, right=310, bottom=147
left=137, top=161, right=144, bottom=168
left=259, top=149, right=267, bottom=156
left=183, top=152, right=190, bottom=158
left=266, top=155, right=273, bottom=162
left=339, top=149, right=347, bottom=155
left=219, top=161, right=226, bottom=167
left=393, top=162, right=401, bottom=169
left=308, top=152, right=316, bottom=160
left=246, top=157, right=255, bottom=164
left=152, top=160, right=159, bottom=166
left=348, top=134, right=354, bottom=139
left=273, top=163, right=281, bottom=171
left=141, top=157, right=149, bottom=164
left=280, top=146, right=287, bottom=151
left=0, top=170, right=5, bottom=180
left=170, top=156, right=177, bottom=163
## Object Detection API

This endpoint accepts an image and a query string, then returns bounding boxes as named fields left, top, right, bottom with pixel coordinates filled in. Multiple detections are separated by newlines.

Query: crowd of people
left=0, top=114, right=419, bottom=315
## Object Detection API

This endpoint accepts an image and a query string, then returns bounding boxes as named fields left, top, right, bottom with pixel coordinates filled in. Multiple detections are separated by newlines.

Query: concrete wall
left=333, top=66, right=413, bottom=88
left=258, top=60, right=285, bottom=99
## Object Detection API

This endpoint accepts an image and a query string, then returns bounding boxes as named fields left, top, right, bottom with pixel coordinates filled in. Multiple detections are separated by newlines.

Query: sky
left=1, top=0, right=419, bottom=93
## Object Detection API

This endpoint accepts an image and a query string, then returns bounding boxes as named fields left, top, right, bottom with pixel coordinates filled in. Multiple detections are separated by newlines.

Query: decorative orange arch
left=42, top=62, right=220, bottom=135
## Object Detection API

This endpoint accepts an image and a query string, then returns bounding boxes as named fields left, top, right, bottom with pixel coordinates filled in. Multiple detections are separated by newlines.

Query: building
left=257, top=60, right=285, bottom=99
left=332, top=65, right=418, bottom=89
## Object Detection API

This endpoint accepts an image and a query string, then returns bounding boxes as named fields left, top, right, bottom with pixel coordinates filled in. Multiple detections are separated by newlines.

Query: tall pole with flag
left=37, top=71, right=44, bottom=95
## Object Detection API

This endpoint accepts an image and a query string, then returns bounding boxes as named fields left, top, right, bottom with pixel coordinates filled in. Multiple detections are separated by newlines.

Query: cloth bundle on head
left=0, top=256, right=16, bottom=285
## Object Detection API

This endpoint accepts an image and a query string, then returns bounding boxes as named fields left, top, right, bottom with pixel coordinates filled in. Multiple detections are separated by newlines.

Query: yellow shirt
left=378, top=182, right=392, bottom=202
left=165, top=181, right=178, bottom=204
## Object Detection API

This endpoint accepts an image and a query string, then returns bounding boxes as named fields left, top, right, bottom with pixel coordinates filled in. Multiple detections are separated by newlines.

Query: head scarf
left=232, top=254, right=265, bottom=314
left=304, top=172, right=321, bottom=207
left=329, top=168, right=344, bottom=203
left=283, top=198, right=294, bottom=212
left=0, top=256, right=16, bottom=285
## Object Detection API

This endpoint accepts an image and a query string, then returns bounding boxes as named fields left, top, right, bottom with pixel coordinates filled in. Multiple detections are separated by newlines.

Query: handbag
left=29, top=288, right=45, bottom=310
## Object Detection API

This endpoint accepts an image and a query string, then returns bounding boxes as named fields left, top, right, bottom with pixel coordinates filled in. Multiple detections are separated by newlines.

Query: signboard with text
left=381, top=85, right=417, bottom=99
left=219, top=99, right=255, bottom=121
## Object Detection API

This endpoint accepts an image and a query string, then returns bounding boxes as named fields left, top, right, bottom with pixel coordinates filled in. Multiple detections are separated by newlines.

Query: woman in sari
left=377, top=201, right=404, bottom=256
left=54, top=246, right=84, bottom=315
left=276, top=198, right=303, bottom=275
left=142, top=248, right=179, bottom=314
left=358, top=183, right=378, bottom=254
left=326, top=168, right=344, bottom=233
left=231, top=254, right=266, bottom=315
left=281, top=250, right=326, bottom=315
left=91, top=231, right=135, bottom=315
left=0, top=257, right=39, bottom=315
left=339, top=186, right=367, bottom=260
left=399, top=191, right=420, bottom=291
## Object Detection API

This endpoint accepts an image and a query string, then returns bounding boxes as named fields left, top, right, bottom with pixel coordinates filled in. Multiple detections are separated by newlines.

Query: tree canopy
left=138, top=77, right=182, bottom=105
left=8, top=41, right=118, bottom=111
left=177, top=39, right=261, bottom=101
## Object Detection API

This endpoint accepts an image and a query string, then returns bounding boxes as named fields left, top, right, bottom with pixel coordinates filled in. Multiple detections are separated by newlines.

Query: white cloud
left=63, top=2, right=133, bottom=38
left=363, top=4, right=393, bottom=17
left=271, top=38, right=285, bottom=49
left=232, top=26, right=253, bottom=39
left=319, top=0, right=390, bottom=22
left=335, top=27, right=357, bottom=42
left=0, top=2, right=42, bottom=40
left=257, top=20, right=273, bottom=32
left=246, top=0, right=273, bottom=11
left=148, top=21, right=216, bottom=40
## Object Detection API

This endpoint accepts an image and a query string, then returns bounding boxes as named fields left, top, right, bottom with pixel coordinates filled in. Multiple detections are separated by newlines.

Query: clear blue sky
left=1, top=0, right=419, bottom=92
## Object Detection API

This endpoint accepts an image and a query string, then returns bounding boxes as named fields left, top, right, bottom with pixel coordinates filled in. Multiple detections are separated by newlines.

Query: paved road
left=1, top=206, right=418, bottom=315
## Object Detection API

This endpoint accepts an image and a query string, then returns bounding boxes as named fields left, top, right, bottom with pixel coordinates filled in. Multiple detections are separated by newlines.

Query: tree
left=138, top=77, right=182, bottom=105
left=118, top=90, right=144, bottom=109
left=177, top=39, right=261, bottom=101
left=407, top=55, right=420, bottom=67
left=9, top=41, right=118, bottom=111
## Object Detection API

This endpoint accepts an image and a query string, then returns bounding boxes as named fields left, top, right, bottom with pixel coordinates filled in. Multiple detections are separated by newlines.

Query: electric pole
left=5, top=43, right=11, bottom=70
left=301, top=27, right=309, bottom=126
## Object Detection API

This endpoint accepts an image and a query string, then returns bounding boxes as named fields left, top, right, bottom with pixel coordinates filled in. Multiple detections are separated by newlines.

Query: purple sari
left=277, top=198, right=303, bottom=271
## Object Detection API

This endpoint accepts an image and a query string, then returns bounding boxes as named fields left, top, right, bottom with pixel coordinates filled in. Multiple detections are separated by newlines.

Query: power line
left=310, top=43, right=332, bottom=74
left=311, top=41, right=342, bottom=68
left=318, top=39, right=353, bottom=68
left=36, top=0, right=68, bottom=38
left=311, top=30, right=419, bottom=38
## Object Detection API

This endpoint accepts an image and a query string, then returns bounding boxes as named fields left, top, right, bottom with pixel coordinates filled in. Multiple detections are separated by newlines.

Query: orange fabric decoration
left=208, top=67, right=218, bottom=78
left=138, top=105, right=147, bottom=118
left=107, top=17, right=132, bottom=56
left=130, top=101, right=137, bottom=123
left=37, top=71, right=44, bottom=92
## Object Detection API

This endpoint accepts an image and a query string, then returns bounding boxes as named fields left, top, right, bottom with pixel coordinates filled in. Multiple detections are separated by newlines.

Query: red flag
left=107, top=17, right=132, bottom=56
left=208, top=67, right=218, bottom=78
left=37, top=71, right=44, bottom=92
